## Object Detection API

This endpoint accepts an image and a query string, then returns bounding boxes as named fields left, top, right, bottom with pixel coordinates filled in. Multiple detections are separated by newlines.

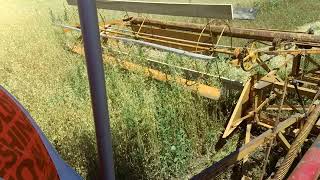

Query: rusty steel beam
left=263, top=48, right=320, bottom=56
left=129, top=17, right=320, bottom=44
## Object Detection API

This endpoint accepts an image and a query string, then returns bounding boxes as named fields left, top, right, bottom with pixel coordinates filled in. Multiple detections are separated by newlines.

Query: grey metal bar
left=68, top=0, right=233, bottom=19
left=106, top=35, right=215, bottom=60
left=76, top=0, right=115, bottom=179
left=58, top=24, right=215, bottom=60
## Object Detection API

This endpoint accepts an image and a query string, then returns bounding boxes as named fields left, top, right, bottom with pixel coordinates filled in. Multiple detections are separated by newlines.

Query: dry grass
left=1, top=0, right=320, bottom=179
left=0, top=0, right=238, bottom=178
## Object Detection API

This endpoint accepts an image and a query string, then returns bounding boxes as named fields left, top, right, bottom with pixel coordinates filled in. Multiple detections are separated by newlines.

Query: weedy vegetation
left=1, top=0, right=320, bottom=179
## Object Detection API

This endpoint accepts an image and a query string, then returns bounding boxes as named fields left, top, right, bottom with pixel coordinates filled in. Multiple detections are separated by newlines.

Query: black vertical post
left=76, top=0, right=115, bottom=179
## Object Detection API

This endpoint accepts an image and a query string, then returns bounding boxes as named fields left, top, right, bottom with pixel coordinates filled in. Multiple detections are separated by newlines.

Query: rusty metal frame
left=61, top=16, right=320, bottom=180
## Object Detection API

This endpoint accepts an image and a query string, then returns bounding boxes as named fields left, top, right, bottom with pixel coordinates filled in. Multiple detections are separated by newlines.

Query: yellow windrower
left=63, top=16, right=320, bottom=179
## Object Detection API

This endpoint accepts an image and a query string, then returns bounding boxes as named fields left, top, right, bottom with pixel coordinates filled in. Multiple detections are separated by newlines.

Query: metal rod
left=105, top=29, right=212, bottom=51
left=76, top=0, right=115, bottom=179
left=58, top=24, right=216, bottom=60
left=130, top=17, right=320, bottom=44
left=100, top=33, right=216, bottom=60
left=108, top=27, right=214, bottom=47
left=292, top=80, right=308, bottom=117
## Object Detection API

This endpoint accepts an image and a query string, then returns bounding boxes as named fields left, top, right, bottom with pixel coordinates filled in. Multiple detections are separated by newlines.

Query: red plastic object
left=0, top=88, right=59, bottom=180
left=288, top=135, right=320, bottom=180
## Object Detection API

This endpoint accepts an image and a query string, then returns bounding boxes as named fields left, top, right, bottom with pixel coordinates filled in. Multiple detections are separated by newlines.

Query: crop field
left=1, top=0, right=320, bottom=179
